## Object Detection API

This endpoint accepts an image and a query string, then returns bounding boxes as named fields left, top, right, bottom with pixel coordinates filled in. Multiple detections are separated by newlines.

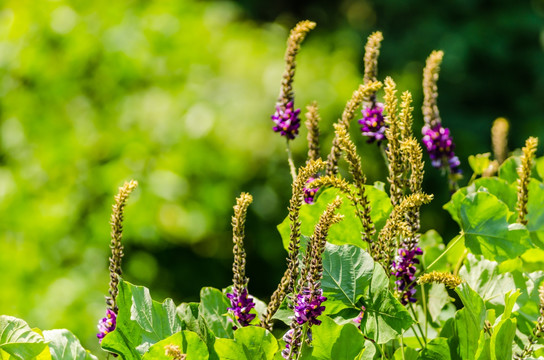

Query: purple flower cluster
left=293, top=287, right=327, bottom=326
left=281, top=287, right=327, bottom=359
left=391, top=247, right=423, bottom=305
left=97, top=309, right=117, bottom=343
left=358, top=102, right=386, bottom=144
left=422, top=124, right=461, bottom=173
left=226, top=287, right=256, bottom=328
left=272, top=101, right=301, bottom=140
left=303, top=177, right=319, bottom=205
left=281, top=329, right=302, bottom=359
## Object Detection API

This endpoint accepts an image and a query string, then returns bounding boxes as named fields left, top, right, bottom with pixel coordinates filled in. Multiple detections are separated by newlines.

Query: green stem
left=410, top=323, right=424, bottom=348
left=453, top=249, right=468, bottom=276
left=400, top=333, right=406, bottom=360
left=409, top=303, right=427, bottom=346
left=286, top=139, right=297, bottom=182
left=421, top=283, right=428, bottom=340
left=426, top=233, right=463, bottom=271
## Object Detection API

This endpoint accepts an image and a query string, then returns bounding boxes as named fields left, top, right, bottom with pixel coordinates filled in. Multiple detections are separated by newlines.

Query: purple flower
left=304, top=177, right=319, bottom=205
left=281, top=329, right=301, bottom=359
left=353, top=305, right=366, bottom=328
left=226, top=287, right=256, bottom=328
left=272, top=101, right=301, bottom=140
left=358, top=102, right=386, bottom=144
left=97, top=309, right=117, bottom=343
left=422, top=124, right=461, bottom=174
left=391, top=247, right=423, bottom=305
left=293, top=287, right=326, bottom=326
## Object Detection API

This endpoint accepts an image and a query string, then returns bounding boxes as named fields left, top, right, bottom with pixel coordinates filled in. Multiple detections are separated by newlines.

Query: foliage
left=2, top=1, right=544, bottom=359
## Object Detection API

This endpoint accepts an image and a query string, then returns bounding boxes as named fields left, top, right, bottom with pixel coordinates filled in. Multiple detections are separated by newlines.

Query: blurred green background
left=0, top=0, right=543, bottom=355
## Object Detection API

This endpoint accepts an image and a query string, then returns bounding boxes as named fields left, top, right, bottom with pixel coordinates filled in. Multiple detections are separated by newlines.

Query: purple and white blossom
left=359, top=102, right=386, bottom=144
left=272, top=101, right=301, bottom=140
left=391, top=247, right=423, bottom=305
left=226, top=287, right=256, bottom=328
left=97, top=309, right=117, bottom=343
left=422, top=124, right=461, bottom=174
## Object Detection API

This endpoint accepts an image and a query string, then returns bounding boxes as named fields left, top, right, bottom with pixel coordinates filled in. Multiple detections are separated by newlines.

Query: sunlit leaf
left=0, top=316, right=47, bottom=360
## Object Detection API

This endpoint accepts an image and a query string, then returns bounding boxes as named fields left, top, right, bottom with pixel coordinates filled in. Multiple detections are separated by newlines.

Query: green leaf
left=459, top=254, right=516, bottom=307
left=321, top=243, right=413, bottom=344
left=199, top=287, right=234, bottom=339
left=176, top=302, right=220, bottom=360
left=427, top=283, right=451, bottom=323
left=42, top=329, right=97, bottom=360
left=498, top=157, right=521, bottom=184
left=418, top=338, right=451, bottom=360
left=488, top=291, right=520, bottom=360
left=141, top=331, right=209, bottom=359
left=394, top=347, right=419, bottom=360
left=214, top=326, right=278, bottom=360
left=101, top=279, right=183, bottom=359
left=458, top=191, right=532, bottom=262
left=0, top=316, right=47, bottom=360
left=300, top=316, right=365, bottom=359
left=525, top=180, right=544, bottom=249
left=468, top=153, right=491, bottom=176
left=444, top=177, right=517, bottom=224
left=453, top=283, right=486, bottom=360
left=278, top=186, right=392, bottom=250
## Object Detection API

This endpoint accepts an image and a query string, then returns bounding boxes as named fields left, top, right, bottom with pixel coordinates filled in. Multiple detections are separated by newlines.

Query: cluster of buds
left=359, top=102, right=386, bottom=144
left=226, top=287, right=256, bottom=328
left=391, top=247, right=423, bottom=305
left=421, top=124, right=461, bottom=174
left=272, top=101, right=302, bottom=140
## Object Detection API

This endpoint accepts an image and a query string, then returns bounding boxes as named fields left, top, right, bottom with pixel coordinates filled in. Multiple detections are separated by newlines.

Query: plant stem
left=453, top=249, right=468, bottom=276
left=409, top=303, right=427, bottom=346
left=410, top=323, right=424, bottom=348
left=426, top=233, right=463, bottom=271
left=400, top=333, right=406, bottom=360
left=421, top=283, right=428, bottom=339
left=286, top=139, right=297, bottom=182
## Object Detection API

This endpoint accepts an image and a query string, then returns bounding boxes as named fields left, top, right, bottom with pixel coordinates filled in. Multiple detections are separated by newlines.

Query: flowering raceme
left=422, top=124, right=461, bottom=174
left=359, top=102, right=386, bottom=144
left=226, top=287, right=256, bottom=328
left=272, top=101, right=301, bottom=140
left=293, top=287, right=327, bottom=326
left=391, top=247, right=423, bottom=305
left=97, top=309, right=117, bottom=343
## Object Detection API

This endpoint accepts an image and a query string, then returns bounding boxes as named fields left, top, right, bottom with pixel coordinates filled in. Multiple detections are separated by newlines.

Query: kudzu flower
left=294, top=287, right=327, bottom=326
left=359, top=102, right=386, bottom=144
left=354, top=305, right=366, bottom=328
left=304, top=176, right=319, bottom=204
left=226, top=287, right=256, bottom=328
left=97, top=309, right=117, bottom=343
left=272, top=101, right=302, bottom=140
left=281, top=328, right=302, bottom=359
left=391, top=247, right=423, bottom=305
left=421, top=124, right=461, bottom=174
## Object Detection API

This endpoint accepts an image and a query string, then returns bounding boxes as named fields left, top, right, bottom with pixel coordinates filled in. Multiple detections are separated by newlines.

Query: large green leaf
left=300, top=316, right=365, bottom=359
left=453, top=284, right=486, bottom=360
left=498, top=157, right=521, bottom=184
left=444, top=177, right=517, bottom=224
left=42, top=329, right=97, bottom=360
left=101, top=279, right=183, bottom=359
left=489, top=291, right=520, bottom=360
left=176, top=302, right=219, bottom=360
left=198, top=287, right=234, bottom=339
left=459, top=254, right=516, bottom=307
left=458, top=191, right=532, bottom=262
left=321, top=243, right=413, bottom=344
left=418, top=338, right=451, bottom=360
left=0, top=316, right=47, bottom=360
left=214, top=326, right=278, bottom=360
left=141, top=331, right=209, bottom=359
left=278, top=186, right=392, bottom=250
left=526, top=179, right=544, bottom=249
